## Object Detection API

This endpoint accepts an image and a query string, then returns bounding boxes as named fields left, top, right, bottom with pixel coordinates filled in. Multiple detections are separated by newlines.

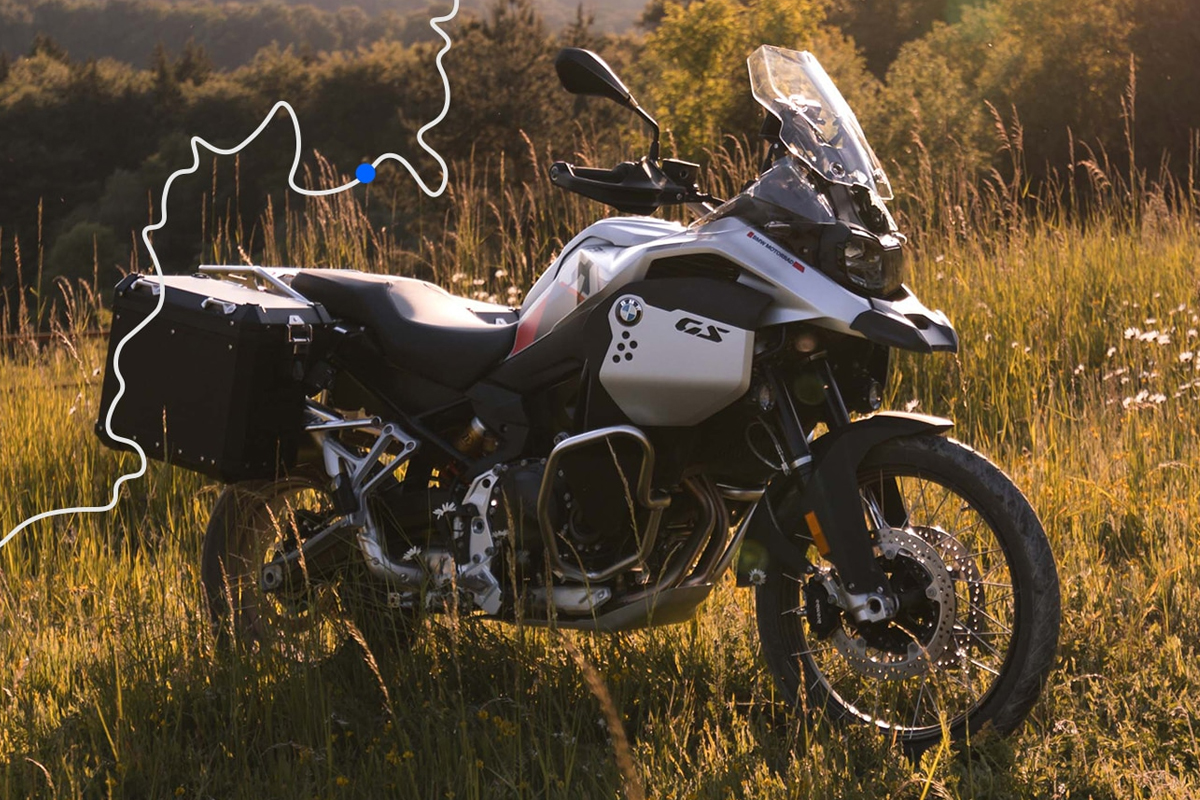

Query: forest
left=0, top=0, right=1197, bottom=315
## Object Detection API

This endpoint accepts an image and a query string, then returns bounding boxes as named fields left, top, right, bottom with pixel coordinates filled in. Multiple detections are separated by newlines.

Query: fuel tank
left=511, top=217, right=684, bottom=354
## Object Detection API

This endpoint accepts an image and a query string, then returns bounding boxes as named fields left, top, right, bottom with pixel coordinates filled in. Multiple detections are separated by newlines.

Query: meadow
left=0, top=138, right=1198, bottom=799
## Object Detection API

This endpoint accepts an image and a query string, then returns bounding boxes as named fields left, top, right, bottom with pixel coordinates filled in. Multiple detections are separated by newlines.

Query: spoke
left=967, top=657, right=1001, bottom=677
left=911, top=675, right=930, bottom=728
left=967, top=601, right=1015, bottom=634
left=926, top=484, right=954, bottom=526
left=954, top=624, right=1006, bottom=660
left=957, top=544, right=1004, bottom=563
left=930, top=658, right=981, bottom=697
left=794, top=645, right=836, bottom=659
left=965, top=579, right=1015, bottom=589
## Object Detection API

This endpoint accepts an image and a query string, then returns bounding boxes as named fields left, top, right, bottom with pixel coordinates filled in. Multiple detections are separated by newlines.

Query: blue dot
left=356, top=163, right=376, bottom=183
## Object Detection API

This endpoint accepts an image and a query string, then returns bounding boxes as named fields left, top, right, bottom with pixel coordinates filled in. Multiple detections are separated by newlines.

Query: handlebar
left=549, top=158, right=720, bottom=216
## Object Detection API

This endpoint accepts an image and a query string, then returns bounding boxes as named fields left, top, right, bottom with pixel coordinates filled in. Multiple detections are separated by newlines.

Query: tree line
left=1, top=0, right=1197, bottom=309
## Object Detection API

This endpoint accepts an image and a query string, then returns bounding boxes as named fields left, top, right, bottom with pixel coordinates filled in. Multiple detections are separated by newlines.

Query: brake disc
left=830, top=527, right=957, bottom=681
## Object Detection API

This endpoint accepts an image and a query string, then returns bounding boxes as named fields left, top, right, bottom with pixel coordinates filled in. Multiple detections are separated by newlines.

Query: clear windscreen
left=748, top=45, right=893, bottom=200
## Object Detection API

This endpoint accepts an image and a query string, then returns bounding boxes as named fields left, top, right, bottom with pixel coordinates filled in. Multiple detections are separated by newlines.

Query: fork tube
left=764, top=367, right=812, bottom=474
left=819, top=359, right=852, bottom=428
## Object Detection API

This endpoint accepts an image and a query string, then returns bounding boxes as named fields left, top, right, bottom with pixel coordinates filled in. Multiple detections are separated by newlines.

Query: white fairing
left=598, top=294, right=753, bottom=426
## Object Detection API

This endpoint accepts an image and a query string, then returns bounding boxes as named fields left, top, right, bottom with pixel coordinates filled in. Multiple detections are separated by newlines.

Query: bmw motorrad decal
left=747, top=230, right=806, bottom=272
left=675, top=317, right=729, bottom=343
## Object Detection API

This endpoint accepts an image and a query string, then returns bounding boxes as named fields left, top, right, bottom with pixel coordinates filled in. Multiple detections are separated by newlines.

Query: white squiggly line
left=1, top=0, right=459, bottom=549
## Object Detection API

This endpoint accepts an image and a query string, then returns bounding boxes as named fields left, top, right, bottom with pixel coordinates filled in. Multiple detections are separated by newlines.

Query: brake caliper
left=804, top=575, right=842, bottom=639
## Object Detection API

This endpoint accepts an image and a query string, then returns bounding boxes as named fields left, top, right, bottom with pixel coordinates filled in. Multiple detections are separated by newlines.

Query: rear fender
left=742, top=412, right=954, bottom=593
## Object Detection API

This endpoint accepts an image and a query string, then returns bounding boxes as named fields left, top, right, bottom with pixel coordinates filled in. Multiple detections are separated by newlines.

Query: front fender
left=740, top=411, right=953, bottom=589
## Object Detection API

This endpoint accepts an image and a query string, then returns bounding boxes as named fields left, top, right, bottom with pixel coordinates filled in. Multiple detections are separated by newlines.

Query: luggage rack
left=198, top=265, right=310, bottom=303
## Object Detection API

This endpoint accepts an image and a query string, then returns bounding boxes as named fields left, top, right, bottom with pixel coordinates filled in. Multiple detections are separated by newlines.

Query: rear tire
left=755, top=434, right=1060, bottom=752
left=201, top=471, right=418, bottom=662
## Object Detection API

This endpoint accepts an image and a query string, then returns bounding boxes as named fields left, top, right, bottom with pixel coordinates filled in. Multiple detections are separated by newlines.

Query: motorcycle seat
left=290, top=269, right=517, bottom=389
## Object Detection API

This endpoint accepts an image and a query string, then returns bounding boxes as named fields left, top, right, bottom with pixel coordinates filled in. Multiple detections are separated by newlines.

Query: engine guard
left=741, top=411, right=954, bottom=608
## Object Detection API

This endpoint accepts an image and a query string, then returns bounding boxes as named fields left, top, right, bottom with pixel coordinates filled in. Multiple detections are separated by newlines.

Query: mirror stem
left=631, top=103, right=661, bottom=163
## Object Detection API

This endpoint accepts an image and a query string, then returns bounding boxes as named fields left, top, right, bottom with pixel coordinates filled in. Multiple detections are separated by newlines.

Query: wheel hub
left=831, top=527, right=957, bottom=680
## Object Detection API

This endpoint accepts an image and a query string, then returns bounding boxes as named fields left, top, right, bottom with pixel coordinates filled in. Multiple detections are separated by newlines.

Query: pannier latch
left=287, top=314, right=312, bottom=355
left=200, top=296, right=236, bottom=315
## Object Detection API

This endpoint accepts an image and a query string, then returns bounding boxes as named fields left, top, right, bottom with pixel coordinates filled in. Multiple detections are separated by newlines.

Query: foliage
left=0, top=0, right=446, bottom=70
left=640, top=0, right=823, bottom=157
left=2, top=130, right=1200, bottom=798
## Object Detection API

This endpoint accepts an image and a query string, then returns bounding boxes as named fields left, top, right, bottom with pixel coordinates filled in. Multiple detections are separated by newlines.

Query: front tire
left=755, top=434, right=1060, bottom=751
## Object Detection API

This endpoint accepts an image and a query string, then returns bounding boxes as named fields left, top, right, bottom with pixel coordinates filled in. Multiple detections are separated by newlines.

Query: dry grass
left=0, top=131, right=1198, bottom=798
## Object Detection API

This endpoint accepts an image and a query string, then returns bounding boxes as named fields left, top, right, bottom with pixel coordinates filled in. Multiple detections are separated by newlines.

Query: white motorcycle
left=98, top=44, right=1060, bottom=751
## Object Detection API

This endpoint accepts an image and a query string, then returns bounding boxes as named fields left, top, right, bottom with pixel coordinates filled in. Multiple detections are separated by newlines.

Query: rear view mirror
left=555, top=48, right=634, bottom=108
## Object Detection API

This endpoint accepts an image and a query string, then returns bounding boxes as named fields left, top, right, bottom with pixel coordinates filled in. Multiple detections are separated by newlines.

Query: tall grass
left=1, top=123, right=1198, bottom=798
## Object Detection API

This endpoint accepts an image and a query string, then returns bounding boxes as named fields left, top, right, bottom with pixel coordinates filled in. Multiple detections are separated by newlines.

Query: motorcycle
left=97, top=44, right=1060, bottom=751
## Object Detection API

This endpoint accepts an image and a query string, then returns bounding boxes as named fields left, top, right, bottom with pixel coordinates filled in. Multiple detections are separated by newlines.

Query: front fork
left=758, top=359, right=902, bottom=625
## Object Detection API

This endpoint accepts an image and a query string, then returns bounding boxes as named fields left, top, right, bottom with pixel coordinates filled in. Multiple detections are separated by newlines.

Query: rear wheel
left=201, top=472, right=417, bottom=661
left=755, top=434, right=1060, bottom=752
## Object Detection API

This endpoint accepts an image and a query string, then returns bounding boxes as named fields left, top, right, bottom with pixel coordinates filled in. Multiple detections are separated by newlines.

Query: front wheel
left=755, top=434, right=1060, bottom=752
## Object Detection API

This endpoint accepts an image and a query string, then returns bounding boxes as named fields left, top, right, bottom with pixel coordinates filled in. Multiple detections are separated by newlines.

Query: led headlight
left=838, top=231, right=905, bottom=297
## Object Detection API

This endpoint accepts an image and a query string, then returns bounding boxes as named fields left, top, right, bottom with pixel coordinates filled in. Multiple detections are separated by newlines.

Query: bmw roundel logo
left=616, top=297, right=643, bottom=326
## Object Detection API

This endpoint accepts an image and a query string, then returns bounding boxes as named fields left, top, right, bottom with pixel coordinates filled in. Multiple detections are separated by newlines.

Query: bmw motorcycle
left=98, top=45, right=1060, bottom=750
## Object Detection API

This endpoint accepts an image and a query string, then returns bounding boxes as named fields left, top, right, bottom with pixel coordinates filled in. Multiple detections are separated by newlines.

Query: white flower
left=433, top=502, right=456, bottom=519
left=1124, top=327, right=1140, bottom=339
left=1180, top=352, right=1194, bottom=363
left=904, top=398, right=921, bottom=412
left=403, top=546, right=421, bottom=562
left=1105, top=346, right=1117, bottom=358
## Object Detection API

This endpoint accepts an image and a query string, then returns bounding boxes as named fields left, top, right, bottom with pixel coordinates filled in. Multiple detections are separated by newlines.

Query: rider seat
left=290, top=269, right=517, bottom=389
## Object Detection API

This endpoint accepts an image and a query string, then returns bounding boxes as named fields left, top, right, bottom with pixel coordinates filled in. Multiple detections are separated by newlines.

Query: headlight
left=838, top=231, right=905, bottom=297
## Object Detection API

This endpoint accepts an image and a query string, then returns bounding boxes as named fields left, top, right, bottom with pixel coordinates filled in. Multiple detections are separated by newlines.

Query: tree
left=640, top=0, right=824, bottom=157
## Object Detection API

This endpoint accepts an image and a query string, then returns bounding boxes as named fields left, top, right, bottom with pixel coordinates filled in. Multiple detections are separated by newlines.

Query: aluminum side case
left=96, top=273, right=334, bottom=482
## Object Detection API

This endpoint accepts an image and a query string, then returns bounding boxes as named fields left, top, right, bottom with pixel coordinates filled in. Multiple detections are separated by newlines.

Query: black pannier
left=95, top=272, right=334, bottom=483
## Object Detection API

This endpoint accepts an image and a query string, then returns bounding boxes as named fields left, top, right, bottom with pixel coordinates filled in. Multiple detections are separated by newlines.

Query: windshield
left=748, top=45, right=893, bottom=200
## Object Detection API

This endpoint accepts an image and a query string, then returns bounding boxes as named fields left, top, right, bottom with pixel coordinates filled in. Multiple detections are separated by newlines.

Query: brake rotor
left=915, top=524, right=987, bottom=648
left=830, top=527, right=957, bottom=681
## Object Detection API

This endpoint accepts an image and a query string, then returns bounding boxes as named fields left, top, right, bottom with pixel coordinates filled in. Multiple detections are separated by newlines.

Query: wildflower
left=450, top=272, right=465, bottom=283
left=1156, top=334, right=1171, bottom=346
left=1073, top=364, right=1085, bottom=375
left=1105, top=346, right=1117, bottom=358
left=1137, top=330, right=1159, bottom=342
left=904, top=399, right=920, bottom=412
left=1180, top=352, right=1194, bottom=363
left=1124, top=327, right=1140, bottom=339
left=1151, top=393, right=1167, bottom=404
left=1145, top=317, right=1158, bottom=325
left=1188, top=329, right=1197, bottom=339
left=494, top=269, right=508, bottom=278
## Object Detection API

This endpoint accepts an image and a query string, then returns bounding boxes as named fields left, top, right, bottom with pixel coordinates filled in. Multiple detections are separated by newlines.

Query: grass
left=0, top=135, right=1199, bottom=798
